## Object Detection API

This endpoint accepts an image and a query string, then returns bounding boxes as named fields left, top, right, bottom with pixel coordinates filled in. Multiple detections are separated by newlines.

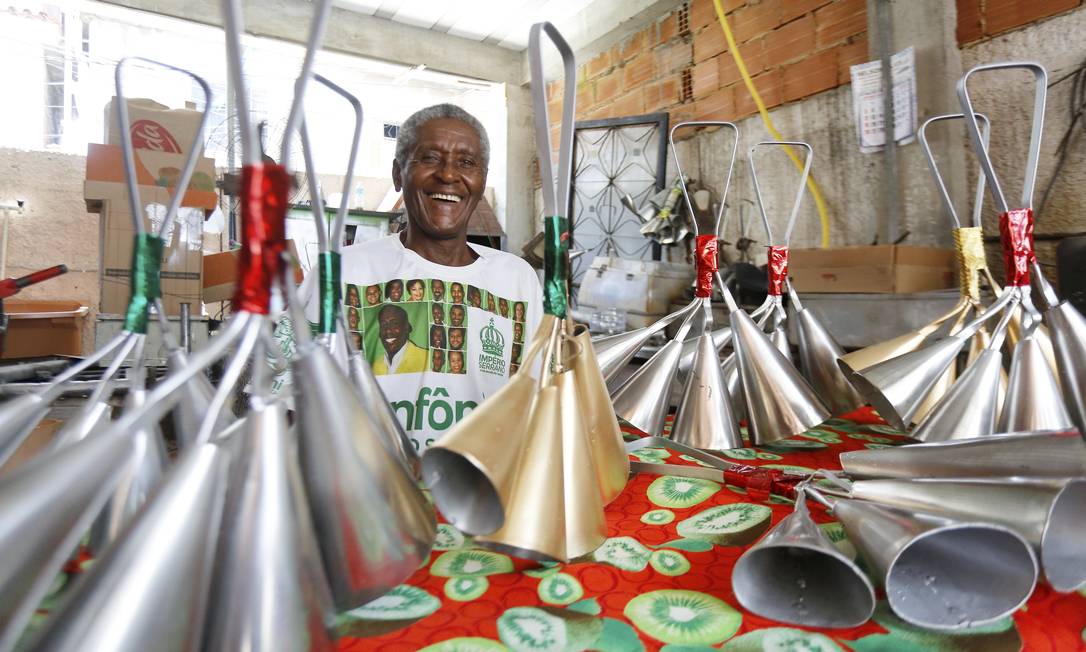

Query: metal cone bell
left=839, top=335, right=966, bottom=430
left=732, top=493, right=874, bottom=628
left=168, top=348, right=230, bottom=450
left=839, top=430, right=1086, bottom=479
left=677, top=326, right=731, bottom=377
left=0, top=426, right=131, bottom=651
left=910, top=349, right=1003, bottom=442
left=790, top=289, right=864, bottom=415
left=847, top=478, right=1086, bottom=592
left=556, top=367, right=610, bottom=558
left=48, top=400, right=112, bottom=452
left=29, top=442, right=230, bottom=651
left=594, top=302, right=697, bottom=387
left=827, top=492, right=1037, bottom=630
left=570, top=324, right=628, bottom=504
left=1041, top=298, right=1086, bottom=434
left=203, top=400, right=336, bottom=651
left=838, top=319, right=946, bottom=373
left=671, top=333, right=742, bottom=450
left=731, top=308, right=829, bottom=444
left=722, top=352, right=746, bottom=423
left=348, top=350, right=420, bottom=478
left=999, top=334, right=1074, bottom=433
left=89, top=387, right=170, bottom=554
left=421, top=317, right=554, bottom=536
left=769, top=321, right=791, bottom=362
left=473, top=384, right=563, bottom=560
left=610, top=338, right=685, bottom=437
left=293, top=342, right=436, bottom=610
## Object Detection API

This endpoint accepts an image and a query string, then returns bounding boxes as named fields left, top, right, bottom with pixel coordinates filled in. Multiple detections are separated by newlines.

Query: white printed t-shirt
left=303, top=234, right=542, bottom=453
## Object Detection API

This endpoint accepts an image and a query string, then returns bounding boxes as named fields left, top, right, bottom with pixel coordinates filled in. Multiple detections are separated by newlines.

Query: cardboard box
left=203, top=240, right=305, bottom=304
left=84, top=143, right=218, bottom=316
left=104, top=97, right=204, bottom=156
left=1, top=300, right=89, bottom=358
left=789, top=245, right=956, bottom=294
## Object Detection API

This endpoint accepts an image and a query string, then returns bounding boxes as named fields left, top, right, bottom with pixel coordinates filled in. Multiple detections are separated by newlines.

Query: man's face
left=408, top=280, right=425, bottom=301
left=499, top=299, right=508, bottom=317
left=378, top=307, right=410, bottom=357
left=450, top=305, right=465, bottom=327
left=346, top=285, right=360, bottom=307
left=431, top=349, right=444, bottom=371
left=366, top=285, right=381, bottom=305
left=514, top=322, right=523, bottom=341
left=449, top=327, right=464, bottom=350
left=451, top=283, right=464, bottom=304
left=449, top=351, right=464, bottom=373
left=514, top=303, right=525, bottom=321
left=347, top=308, right=359, bottom=330
left=432, top=304, right=444, bottom=324
left=392, top=118, right=486, bottom=241
left=468, top=288, right=481, bottom=308
left=486, top=295, right=495, bottom=312
left=387, top=280, right=404, bottom=302
left=430, top=326, right=445, bottom=349
left=431, top=280, right=445, bottom=301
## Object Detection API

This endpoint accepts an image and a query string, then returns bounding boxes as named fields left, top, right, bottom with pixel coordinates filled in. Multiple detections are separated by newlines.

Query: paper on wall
left=850, top=46, right=917, bottom=153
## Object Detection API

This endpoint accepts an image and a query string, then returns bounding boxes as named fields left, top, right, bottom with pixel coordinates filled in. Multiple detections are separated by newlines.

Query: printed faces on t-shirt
left=341, top=278, right=529, bottom=378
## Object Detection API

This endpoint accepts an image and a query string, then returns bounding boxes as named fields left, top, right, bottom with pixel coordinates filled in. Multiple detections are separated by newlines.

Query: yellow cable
left=712, top=0, right=831, bottom=247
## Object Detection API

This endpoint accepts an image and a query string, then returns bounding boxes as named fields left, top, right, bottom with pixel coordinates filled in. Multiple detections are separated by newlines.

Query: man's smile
left=428, top=192, right=462, bottom=203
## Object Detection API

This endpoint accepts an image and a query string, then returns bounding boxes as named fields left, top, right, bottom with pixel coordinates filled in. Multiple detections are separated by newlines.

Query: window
left=383, top=123, right=400, bottom=140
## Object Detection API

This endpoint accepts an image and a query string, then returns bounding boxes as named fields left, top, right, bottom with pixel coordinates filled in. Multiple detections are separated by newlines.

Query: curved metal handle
left=529, top=22, right=577, bottom=218
left=114, top=57, right=213, bottom=237
left=748, top=141, right=813, bottom=247
left=667, top=120, right=740, bottom=237
left=957, top=61, right=1047, bottom=213
left=918, top=113, right=990, bottom=229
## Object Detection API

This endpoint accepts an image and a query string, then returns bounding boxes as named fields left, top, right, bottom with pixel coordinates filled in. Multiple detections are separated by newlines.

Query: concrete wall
left=0, top=148, right=100, bottom=352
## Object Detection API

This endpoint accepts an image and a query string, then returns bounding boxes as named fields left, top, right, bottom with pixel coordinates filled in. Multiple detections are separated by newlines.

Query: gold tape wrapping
left=953, top=227, right=988, bottom=302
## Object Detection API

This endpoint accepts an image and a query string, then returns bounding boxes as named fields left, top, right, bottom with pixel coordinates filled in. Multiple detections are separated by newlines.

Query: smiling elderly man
left=299, top=103, right=542, bottom=452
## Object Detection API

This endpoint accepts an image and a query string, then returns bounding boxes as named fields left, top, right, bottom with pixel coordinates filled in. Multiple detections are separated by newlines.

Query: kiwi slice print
left=798, top=429, right=843, bottom=444
left=434, top=523, right=468, bottom=551
left=642, top=509, right=676, bottom=525
left=431, top=550, right=513, bottom=577
left=592, top=536, right=652, bottom=572
left=855, top=602, right=1022, bottom=652
left=537, top=572, right=584, bottom=605
left=335, top=584, right=441, bottom=637
left=864, top=424, right=904, bottom=435
left=646, top=476, right=721, bottom=508
left=847, top=433, right=893, bottom=443
left=623, top=589, right=741, bottom=645
left=675, top=503, right=772, bottom=546
left=721, top=627, right=844, bottom=651
left=649, top=549, right=691, bottom=576
left=497, top=606, right=602, bottom=652
left=760, top=439, right=827, bottom=452
left=418, top=637, right=510, bottom=652
left=632, top=448, right=671, bottom=463
left=721, top=448, right=758, bottom=460
left=445, top=576, right=489, bottom=601
left=817, top=522, right=857, bottom=560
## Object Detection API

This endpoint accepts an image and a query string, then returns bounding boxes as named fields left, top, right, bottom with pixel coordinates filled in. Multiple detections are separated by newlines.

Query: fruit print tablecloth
left=337, top=407, right=1086, bottom=652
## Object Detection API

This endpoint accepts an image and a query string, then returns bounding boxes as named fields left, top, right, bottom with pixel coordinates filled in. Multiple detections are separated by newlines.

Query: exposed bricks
left=623, top=53, right=656, bottom=88
left=608, top=90, right=647, bottom=118
left=657, top=11, right=679, bottom=45
left=693, top=84, right=734, bottom=121
left=780, top=0, right=835, bottom=24
left=984, top=0, right=1080, bottom=36
left=691, top=56, right=720, bottom=98
left=619, top=28, right=647, bottom=62
left=782, top=48, right=837, bottom=102
left=693, top=14, right=729, bottom=62
left=644, top=75, right=682, bottom=112
left=718, top=40, right=765, bottom=86
left=576, top=80, right=595, bottom=112
left=585, top=50, right=613, bottom=80
left=731, top=1, right=782, bottom=43
left=761, top=14, right=815, bottom=69
left=595, top=71, right=622, bottom=106
left=835, top=35, right=868, bottom=84
left=656, top=40, right=693, bottom=75
left=734, top=69, right=782, bottom=118
left=680, top=67, right=695, bottom=102
left=814, top=0, right=866, bottom=47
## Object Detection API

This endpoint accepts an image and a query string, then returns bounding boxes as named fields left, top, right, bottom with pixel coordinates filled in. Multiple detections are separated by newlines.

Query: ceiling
left=332, top=0, right=610, bottom=51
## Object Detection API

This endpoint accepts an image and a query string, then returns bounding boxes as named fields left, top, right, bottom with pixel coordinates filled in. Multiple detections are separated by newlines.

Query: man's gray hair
left=394, top=103, right=490, bottom=171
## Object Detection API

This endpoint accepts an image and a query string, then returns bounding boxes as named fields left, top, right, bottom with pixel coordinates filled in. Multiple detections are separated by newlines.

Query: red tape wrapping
left=233, top=164, right=291, bottom=314
left=723, top=464, right=804, bottom=502
left=695, top=235, right=718, bottom=298
left=767, top=245, right=789, bottom=296
left=999, top=208, right=1035, bottom=287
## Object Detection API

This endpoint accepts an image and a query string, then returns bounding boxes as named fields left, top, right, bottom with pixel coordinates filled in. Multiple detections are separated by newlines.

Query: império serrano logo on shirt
left=478, top=317, right=506, bottom=376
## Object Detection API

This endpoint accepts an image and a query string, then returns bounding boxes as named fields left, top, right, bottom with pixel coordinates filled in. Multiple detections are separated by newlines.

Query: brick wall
left=546, top=0, right=868, bottom=138
left=957, top=0, right=1084, bottom=45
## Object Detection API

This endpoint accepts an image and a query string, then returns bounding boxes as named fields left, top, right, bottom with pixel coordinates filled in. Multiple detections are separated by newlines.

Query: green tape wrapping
left=123, top=234, right=164, bottom=334
left=317, top=251, right=341, bottom=334
left=543, top=215, right=569, bottom=318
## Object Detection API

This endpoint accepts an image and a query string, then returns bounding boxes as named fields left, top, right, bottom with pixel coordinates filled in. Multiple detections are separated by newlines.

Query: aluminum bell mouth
left=732, top=490, right=875, bottom=628
left=670, top=331, right=743, bottom=451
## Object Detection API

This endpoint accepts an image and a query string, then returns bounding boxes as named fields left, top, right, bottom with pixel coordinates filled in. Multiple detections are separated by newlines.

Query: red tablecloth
left=337, top=408, right=1086, bottom=652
